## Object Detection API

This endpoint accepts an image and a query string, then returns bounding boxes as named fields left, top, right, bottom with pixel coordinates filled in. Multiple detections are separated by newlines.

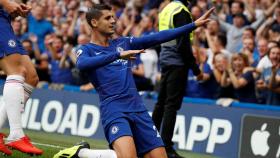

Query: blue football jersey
left=76, top=37, right=147, bottom=124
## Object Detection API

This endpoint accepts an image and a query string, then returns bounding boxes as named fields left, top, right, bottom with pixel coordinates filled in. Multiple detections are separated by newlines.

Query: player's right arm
left=76, top=46, right=144, bottom=70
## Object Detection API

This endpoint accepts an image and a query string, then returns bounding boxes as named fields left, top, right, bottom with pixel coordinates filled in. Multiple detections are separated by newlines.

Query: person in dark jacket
left=152, top=0, right=203, bottom=158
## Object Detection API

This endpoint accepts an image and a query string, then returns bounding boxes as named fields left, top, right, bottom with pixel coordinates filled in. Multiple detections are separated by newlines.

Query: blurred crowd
left=9, top=0, right=280, bottom=105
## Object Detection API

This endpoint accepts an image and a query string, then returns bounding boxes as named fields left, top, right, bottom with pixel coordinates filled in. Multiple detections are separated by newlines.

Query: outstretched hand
left=194, top=7, right=215, bottom=27
left=19, top=3, right=31, bottom=17
left=120, top=49, right=145, bottom=60
left=3, top=1, right=31, bottom=18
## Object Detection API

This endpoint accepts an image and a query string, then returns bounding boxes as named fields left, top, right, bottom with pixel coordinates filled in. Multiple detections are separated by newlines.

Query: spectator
left=271, top=7, right=280, bottom=34
left=244, top=0, right=264, bottom=23
left=212, top=53, right=235, bottom=99
left=257, top=40, right=278, bottom=73
left=257, top=38, right=269, bottom=61
left=52, top=6, right=66, bottom=28
left=28, top=4, right=54, bottom=52
left=224, top=1, right=249, bottom=25
left=47, top=35, right=74, bottom=84
left=185, top=48, right=213, bottom=98
left=256, top=45, right=280, bottom=105
left=241, top=37, right=258, bottom=67
left=206, top=19, right=220, bottom=36
left=221, top=53, right=257, bottom=103
left=205, top=29, right=231, bottom=69
left=215, top=12, right=265, bottom=53
left=191, top=5, right=202, bottom=20
left=11, top=17, right=28, bottom=41
left=237, top=27, right=258, bottom=57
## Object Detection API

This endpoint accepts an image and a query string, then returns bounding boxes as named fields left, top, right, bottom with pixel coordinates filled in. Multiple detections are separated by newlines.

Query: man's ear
left=91, top=19, right=98, bottom=28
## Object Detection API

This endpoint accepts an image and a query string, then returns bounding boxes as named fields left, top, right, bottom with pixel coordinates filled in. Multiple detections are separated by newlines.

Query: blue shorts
left=0, top=16, right=27, bottom=58
left=103, top=111, right=164, bottom=156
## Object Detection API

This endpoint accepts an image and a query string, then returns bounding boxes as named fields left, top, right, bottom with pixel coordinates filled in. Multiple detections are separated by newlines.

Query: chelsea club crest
left=117, top=47, right=124, bottom=53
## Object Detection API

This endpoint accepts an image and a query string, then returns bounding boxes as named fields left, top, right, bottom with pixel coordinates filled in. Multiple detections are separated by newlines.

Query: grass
left=1, top=129, right=217, bottom=158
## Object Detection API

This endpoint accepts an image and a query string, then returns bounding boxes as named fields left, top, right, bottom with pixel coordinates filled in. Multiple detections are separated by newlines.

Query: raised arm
left=250, top=13, right=265, bottom=30
left=211, top=14, right=232, bottom=33
left=129, top=7, right=215, bottom=50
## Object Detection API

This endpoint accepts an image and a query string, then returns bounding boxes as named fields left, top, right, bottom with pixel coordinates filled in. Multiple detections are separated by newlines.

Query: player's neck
left=91, top=31, right=111, bottom=47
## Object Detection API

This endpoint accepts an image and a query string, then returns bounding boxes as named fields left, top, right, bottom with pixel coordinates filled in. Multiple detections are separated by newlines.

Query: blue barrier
left=40, top=82, right=280, bottom=110
left=0, top=84, right=279, bottom=158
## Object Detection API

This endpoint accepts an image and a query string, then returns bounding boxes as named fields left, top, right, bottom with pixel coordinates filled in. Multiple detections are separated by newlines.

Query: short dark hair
left=22, top=39, right=32, bottom=45
left=232, top=1, right=244, bottom=10
left=244, top=27, right=256, bottom=37
left=86, top=4, right=112, bottom=28
left=268, top=45, right=280, bottom=56
left=217, top=33, right=227, bottom=47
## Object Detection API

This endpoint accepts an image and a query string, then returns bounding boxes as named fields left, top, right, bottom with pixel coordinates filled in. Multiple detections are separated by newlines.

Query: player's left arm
left=129, top=7, right=214, bottom=50
left=129, top=22, right=196, bottom=50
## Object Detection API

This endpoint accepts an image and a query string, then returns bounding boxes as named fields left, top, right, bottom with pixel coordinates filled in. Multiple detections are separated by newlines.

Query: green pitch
left=2, top=129, right=217, bottom=158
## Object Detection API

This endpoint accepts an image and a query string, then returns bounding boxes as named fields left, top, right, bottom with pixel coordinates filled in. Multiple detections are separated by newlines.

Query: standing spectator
left=215, top=12, right=265, bottom=53
left=222, top=1, right=249, bottom=25
left=257, top=40, right=278, bottom=72
left=11, top=17, right=28, bottom=41
left=52, top=6, right=66, bottom=29
left=237, top=27, right=258, bottom=57
left=47, top=35, right=73, bottom=84
left=152, top=0, right=203, bottom=157
left=28, top=4, right=54, bottom=52
left=212, top=53, right=235, bottom=99
left=256, top=45, right=280, bottom=105
left=191, top=5, right=202, bottom=20
left=244, top=0, right=264, bottom=23
left=206, top=19, right=220, bottom=36
left=254, top=38, right=270, bottom=103
left=185, top=48, right=213, bottom=99
left=221, top=53, right=257, bottom=103
left=256, top=38, right=269, bottom=62
left=241, top=37, right=258, bottom=67
left=205, top=29, right=231, bottom=69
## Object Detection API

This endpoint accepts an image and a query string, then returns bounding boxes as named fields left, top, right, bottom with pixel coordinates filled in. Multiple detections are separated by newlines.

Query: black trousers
left=152, top=65, right=188, bottom=148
